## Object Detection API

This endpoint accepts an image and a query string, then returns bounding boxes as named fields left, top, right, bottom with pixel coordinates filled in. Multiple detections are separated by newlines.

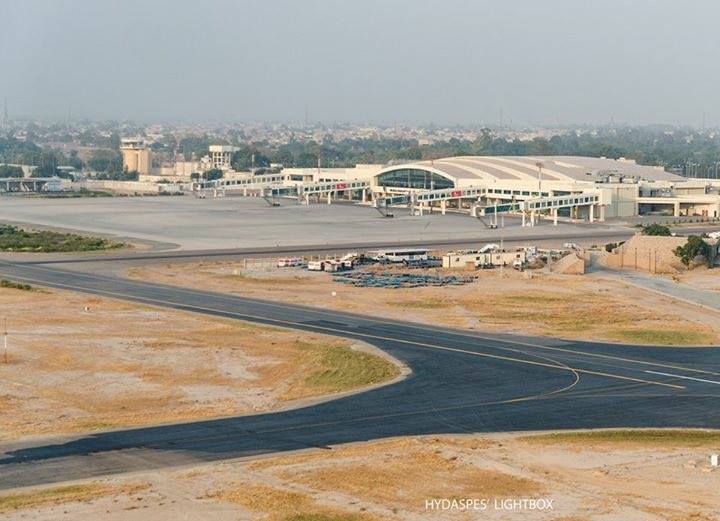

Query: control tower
left=120, top=138, right=152, bottom=175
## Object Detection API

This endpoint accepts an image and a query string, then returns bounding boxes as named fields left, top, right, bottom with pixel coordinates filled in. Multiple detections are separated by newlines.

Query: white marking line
left=0, top=268, right=685, bottom=390
left=645, top=370, right=720, bottom=386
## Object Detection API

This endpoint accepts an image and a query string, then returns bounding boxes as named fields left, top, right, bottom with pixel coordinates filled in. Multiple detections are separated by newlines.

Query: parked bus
left=370, top=249, right=429, bottom=263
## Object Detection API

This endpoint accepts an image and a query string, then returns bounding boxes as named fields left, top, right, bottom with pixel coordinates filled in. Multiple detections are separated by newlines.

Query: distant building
left=120, top=138, right=152, bottom=176
left=209, top=145, right=239, bottom=171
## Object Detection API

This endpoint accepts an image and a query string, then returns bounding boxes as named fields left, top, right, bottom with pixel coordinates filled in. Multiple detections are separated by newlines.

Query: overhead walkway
left=298, top=180, right=370, bottom=204
left=201, top=173, right=286, bottom=191
left=476, top=192, right=601, bottom=225
left=0, top=177, right=60, bottom=192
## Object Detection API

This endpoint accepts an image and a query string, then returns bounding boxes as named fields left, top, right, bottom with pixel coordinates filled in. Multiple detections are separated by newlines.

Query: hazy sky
left=2, top=0, right=719, bottom=126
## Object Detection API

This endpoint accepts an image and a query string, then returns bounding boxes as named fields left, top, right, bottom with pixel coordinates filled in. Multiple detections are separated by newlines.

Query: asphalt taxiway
left=1, top=259, right=719, bottom=491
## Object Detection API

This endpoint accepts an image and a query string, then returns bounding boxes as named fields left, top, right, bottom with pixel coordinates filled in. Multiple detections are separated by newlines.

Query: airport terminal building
left=280, top=155, right=720, bottom=221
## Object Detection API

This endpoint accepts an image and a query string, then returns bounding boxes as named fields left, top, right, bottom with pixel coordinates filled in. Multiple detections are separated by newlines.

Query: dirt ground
left=673, top=265, right=720, bottom=291
left=3, top=430, right=718, bottom=520
left=0, top=286, right=401, bottom=442
left=128, top=260, right=720, bottom=346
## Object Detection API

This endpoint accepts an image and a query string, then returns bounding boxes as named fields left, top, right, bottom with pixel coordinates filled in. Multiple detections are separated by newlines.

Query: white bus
left=370, top=249, right=429, bottom=263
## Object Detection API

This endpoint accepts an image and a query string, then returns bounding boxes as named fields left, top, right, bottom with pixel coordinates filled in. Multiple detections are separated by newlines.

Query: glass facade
left=375, top=168, right=454, bottom=190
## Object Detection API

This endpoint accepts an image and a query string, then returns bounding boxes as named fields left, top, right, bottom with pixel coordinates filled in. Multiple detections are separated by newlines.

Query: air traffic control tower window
left=375, top=168, right=454, bottom=190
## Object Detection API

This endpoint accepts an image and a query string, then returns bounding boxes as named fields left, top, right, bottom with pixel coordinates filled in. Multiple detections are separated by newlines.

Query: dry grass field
left=3, top=431, right=718, bottom=520
left=0, top=285, right=400, bottom=441
left=128, top=261, right=720, bottom=346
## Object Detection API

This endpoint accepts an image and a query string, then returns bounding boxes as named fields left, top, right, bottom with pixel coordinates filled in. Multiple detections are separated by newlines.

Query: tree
left=296, top=152, right=318, bottom=168
left=0, top=165, right=23, bottom=178
left=674, top=235, right=710, bottom=267
left=32, top=164, right=59, bottom=177
left=96, top=170, right=138, bottom=181
left=203, top=169, right=223, bottom=181
left=641, top=224, right=672, bottom=236
left=87, top=150, right=122, bottom=173
left=230, top=146, right=270, bottom=171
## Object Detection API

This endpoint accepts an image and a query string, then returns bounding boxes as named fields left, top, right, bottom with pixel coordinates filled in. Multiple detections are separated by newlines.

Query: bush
left=96, top=170, right=139, bottom=181
left=0, top=225, right=123, bottom=252
left=605, top=241, right=625, bottom=253
left=673, top=235, right=710, bottom=267
left=0, top=165, right=24, bottom=178
left=0, top=279, right=32, bottom=291
left=641, top=224, right=672, bottom=236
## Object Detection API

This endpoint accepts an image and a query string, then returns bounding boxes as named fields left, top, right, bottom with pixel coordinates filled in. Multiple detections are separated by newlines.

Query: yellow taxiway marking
left=0, top=269, right=685, bottom=391
left=7, top=260, right=716, bottom=378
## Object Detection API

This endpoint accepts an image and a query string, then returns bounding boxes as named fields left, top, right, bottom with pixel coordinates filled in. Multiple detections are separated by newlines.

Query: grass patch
left=521, top=429, right=720, bottom=447
left=31, top=188, right=115, bottom=198
left=290, top=341, right=399, bottom=397
left=462, top=291, right=717, bottom=345
left=607, top=328, right=714, bottom=346
left=287, top=515, right=368, bottom=521
left=0, top=279, right=32, bottom=291
left=210, top=484, right=372, bottom=521
left=0, top=483, right=146, bottom=513
left=0, top=225, right=123, bottom=252
left=386, top=300, right=451, bottom=310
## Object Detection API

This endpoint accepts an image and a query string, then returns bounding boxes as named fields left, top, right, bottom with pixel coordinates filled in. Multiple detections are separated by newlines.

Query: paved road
left=593, top=266, right=720, bottom=313
left=1, top=260, right=720, bottom=491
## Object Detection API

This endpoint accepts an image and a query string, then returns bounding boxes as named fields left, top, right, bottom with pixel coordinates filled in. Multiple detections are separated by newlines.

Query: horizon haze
left=1, top=0, right=719, bottom=126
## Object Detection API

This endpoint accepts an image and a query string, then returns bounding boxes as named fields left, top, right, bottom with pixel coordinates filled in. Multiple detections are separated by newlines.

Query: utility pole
left=3, top=318, right=7, bottom=364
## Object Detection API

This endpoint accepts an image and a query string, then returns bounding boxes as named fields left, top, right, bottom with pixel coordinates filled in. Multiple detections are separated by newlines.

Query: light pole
left=535, top=161, right=543, bottom=195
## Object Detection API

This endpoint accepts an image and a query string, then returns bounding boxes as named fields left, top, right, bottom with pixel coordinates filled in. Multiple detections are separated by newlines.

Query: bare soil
left=127, top=261, right=720, bottom=346
left=0, top=286, right=400, bottom=441
left=5, top=431, right=718, bottom=520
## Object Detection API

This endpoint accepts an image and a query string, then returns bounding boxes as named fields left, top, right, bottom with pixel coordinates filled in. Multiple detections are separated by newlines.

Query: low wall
left=605, top=234, right=686, bottom=273
left=78, top=180, right=183, bottom=194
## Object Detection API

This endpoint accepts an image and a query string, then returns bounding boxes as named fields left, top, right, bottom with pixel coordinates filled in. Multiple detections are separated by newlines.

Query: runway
left=1, top=259, right=720, bottom=491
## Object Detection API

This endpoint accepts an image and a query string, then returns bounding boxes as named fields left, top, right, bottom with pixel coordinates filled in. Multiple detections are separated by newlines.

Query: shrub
left=605, top=241, right=625, bottom=253
left=0, top=225, right=123, bottom=252
left=0, top=279, right=32, bottom=290
left=641, top=224, right=672, bottom=236
left=673, top=235, right=710, bottom=267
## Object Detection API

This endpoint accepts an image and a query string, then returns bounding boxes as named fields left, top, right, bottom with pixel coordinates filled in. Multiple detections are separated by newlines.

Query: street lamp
left=535, top=161, right=543, bottom=195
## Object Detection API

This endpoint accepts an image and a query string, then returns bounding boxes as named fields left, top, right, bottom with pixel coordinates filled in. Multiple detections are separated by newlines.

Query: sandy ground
left=128, top=260, right=720, bottom=346
left=0, top=286, right=401, bottom=442
left=3, top=431, right=718, bottom=520
left=673, top=266, right=720, bottom=292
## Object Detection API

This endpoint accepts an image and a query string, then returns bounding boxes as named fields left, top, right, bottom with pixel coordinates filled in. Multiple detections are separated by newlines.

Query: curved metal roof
left=377, top=156, right=682, bottom=184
